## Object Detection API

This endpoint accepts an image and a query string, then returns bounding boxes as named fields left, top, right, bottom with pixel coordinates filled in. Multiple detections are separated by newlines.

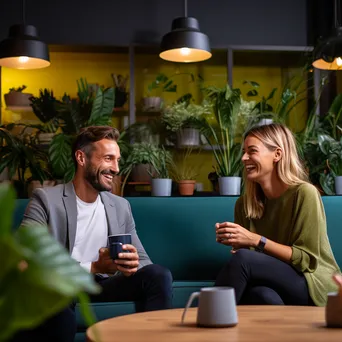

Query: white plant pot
left=142, top=97, right=163, bottom=111
left=176, top=128, right=200, bottom=148
left=151, top=178, right=172, bottom=197
left=335, top=176, right=342, bottom=195
left=257, top=118, right=273, bottom=126
left=218, top=176, right=241, bottom=196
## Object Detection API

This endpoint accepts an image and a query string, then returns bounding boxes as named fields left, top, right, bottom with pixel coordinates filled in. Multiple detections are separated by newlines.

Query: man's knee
left=142, top=264, right=173, bottom=287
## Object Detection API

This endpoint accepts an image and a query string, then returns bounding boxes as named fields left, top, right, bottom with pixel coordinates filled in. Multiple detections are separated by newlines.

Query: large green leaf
left=49, top=133, right=75, bottom=181
left=0, top=185, right=15, bottom=238
left=88, top=87, right=114, bottom=126
left=0, top=225, right=100, bottom=341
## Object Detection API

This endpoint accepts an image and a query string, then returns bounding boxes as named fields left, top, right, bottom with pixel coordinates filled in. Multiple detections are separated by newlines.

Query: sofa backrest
left=14, top=196, right=342, bottom=281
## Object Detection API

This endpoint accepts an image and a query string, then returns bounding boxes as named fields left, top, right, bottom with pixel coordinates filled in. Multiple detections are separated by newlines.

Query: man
left=19, top=126, right=173, bottom=341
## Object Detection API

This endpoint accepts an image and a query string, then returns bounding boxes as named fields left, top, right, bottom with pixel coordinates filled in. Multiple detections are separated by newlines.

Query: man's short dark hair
left=72, top=126, right=120, bottom=168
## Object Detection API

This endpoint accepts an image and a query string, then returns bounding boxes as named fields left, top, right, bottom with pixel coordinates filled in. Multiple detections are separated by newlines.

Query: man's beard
left=84, top=164, right=114, bottom=192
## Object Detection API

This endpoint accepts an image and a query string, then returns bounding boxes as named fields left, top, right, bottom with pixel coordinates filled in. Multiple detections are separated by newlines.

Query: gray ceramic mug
left=181, top=287, right=238, bottom=327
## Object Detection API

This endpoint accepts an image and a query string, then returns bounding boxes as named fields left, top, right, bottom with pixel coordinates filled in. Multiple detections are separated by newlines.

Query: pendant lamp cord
left=184, top=0, right=188, bottom=17
left=335, top=0, right=340, bottom=28
left=22, top=0, right=26, bottom=25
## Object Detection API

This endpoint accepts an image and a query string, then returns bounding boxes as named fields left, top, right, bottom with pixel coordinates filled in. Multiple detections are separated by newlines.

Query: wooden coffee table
left=86, top=306, right=342, bottom=342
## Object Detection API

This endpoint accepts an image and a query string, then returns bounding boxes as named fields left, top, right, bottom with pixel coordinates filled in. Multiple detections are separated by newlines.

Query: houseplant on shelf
left=200, top=85, right=244, bottom=196
left=170, top=147, right=199, bottom=196
left=148, top=146, right=173, bottom=197
left=112, top=73, right=128, bottom=109
left=317, top=134, right=342, bottom=195
left=0, top=125, right=51, bottom=198
left=4, top=85, right=33, bottom=110
left=0, top=183, right=100, bottom=341
left=29, top=88, right=62, bottom=145
left=161, top=100, right=212, bottom=148
left=142, top=72, right=194, bottom=112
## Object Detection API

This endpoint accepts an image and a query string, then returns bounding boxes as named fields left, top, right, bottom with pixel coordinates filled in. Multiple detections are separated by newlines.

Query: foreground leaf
left=0, top=225, right=100, bottom=340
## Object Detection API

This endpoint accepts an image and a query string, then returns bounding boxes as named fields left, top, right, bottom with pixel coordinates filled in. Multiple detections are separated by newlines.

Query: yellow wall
left=1, top=50, right=307, bottom=191
left=233, top=66, right=308, bottom=132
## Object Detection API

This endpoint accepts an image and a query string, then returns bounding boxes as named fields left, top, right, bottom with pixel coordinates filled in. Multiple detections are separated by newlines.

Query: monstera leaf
left=0, top=184, right=100, bottom=341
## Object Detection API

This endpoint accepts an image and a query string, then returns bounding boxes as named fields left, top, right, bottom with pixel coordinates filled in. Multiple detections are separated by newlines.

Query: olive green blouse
left=234, top=183, right=340, bottom=306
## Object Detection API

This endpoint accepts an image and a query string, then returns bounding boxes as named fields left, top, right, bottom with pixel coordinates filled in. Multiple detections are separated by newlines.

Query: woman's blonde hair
left=243, top=123, right=309, bottom=219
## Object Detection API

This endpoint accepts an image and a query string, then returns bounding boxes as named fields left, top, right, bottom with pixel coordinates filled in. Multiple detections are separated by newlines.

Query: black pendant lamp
left=0, top=0, right=50, bottom=69
left=313, top=0, right=342, bottom=70
left=159, top=0, right=211, bottom=63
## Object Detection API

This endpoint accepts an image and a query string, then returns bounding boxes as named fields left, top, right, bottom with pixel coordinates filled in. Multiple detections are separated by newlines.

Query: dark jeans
left=215, top=249, right=313, bottom=305
left=10, top=305, right=76, bottom=342
left=91, top=264, right=173, bottom=312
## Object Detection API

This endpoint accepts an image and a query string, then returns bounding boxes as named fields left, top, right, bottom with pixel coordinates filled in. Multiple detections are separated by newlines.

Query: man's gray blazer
left=21, top=182, right=152, bottom=269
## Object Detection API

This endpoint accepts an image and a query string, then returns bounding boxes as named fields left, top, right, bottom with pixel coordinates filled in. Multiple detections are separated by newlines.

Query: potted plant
left=161, top=100, right=212, bottom=148
left=0, top=183, right=99, bottom=341
left=200, top=85, right=244, bottom=196
left=112, top=73, right=129, bottom=109
left=148, top=146, right=173, bottom=197
left=30, top=88, right=62, bottom=145
left=4, top=85, right=33, bottom=109
left=142, top=72, right=194, bottom=112
left=0, top=125, right=51, bottom=198
left=170, top=147, right=199, bottom=196
left=317, top=134, right=342, bottom=195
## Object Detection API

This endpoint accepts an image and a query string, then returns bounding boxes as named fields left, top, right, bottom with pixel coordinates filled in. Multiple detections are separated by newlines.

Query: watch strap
left=256, top=236, right=267, bottom=252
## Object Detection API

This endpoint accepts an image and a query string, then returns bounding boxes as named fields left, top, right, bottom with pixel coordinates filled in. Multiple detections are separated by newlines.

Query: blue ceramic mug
left=108, top=234, right=132, bottom=260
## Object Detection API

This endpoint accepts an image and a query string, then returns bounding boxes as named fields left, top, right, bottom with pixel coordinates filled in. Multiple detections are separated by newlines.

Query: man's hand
left=91, top=248, right=118, bottom=274
left=215, top=222, right=260, bottom=251
left=114, top=244, right=139, bottom=277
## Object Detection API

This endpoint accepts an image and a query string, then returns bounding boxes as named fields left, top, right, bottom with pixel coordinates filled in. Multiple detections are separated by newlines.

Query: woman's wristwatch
left=255, top=236, right=267, bottom=252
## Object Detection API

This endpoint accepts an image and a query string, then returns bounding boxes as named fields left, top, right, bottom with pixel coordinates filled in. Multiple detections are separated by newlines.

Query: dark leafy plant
left=9, top=85, right=27, bottom=92
left=29, top=89, right=61, bottom=133
left=0, top=127, right=50, bottom=185
left=146, top=73, right=195, bottom=96
left=49, top=83, right=115, bottom=182
left=0, top=183, right=100, bottom=341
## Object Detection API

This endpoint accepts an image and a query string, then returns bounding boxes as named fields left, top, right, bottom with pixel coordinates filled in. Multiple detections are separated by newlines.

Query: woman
left=215, top=123, right=340, bottom=306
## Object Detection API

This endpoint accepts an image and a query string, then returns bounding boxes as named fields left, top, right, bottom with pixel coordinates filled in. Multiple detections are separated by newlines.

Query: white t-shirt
left=71, top=195, right=108, bottom=272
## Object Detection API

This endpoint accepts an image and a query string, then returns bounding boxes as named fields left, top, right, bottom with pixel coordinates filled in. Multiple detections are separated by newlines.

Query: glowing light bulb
left=180, top=48, right=191, bottom=56
left=337, top=57, right=342, bottom=67
left=18, top=56, right=29, bottom=64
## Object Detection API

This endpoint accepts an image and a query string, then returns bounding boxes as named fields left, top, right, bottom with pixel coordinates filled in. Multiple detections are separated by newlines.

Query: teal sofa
left=13, top=196, right=342, bottom=341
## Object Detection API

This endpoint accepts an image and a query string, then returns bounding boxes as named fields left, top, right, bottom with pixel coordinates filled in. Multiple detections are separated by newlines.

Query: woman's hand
left=333, top=274, right=342, bottom=302
left=215, top=222, right=260, bottom=251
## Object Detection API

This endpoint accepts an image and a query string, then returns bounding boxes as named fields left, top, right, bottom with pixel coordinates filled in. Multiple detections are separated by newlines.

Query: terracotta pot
left=178, top=180, right=196, bottom=196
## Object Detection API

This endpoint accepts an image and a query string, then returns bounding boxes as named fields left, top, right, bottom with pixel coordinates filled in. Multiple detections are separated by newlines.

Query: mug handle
left=181, top=292, right=200, bottom=324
